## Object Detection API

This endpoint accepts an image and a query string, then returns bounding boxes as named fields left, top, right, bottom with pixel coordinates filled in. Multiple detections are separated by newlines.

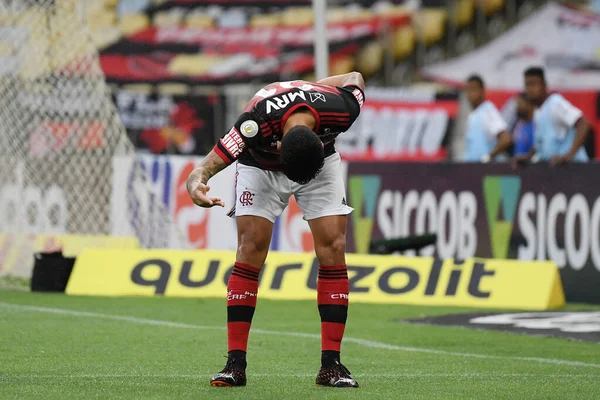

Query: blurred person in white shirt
left=463, top=75, right=512, bottom=162
left=519, top=67, right=590, bottom=165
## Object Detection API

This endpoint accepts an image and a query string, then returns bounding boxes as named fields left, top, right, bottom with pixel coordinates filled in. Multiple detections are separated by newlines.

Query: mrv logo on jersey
left=265, top=91, right=307, bottom=114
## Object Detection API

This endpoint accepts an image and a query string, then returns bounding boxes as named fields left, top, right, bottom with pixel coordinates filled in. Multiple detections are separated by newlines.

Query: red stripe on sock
left=319, top=264, right=347, bottom=270
left=234, top=262, right=262, bottom=274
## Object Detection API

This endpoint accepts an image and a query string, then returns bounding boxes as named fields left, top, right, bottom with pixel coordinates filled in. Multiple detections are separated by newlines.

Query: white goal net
left=0, top=0, right=183, bottom=276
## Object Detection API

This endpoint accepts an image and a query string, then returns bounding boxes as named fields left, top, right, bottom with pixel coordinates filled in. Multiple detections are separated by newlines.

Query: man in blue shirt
left=463, top=75, right=512, bottom=162
left=523, top=67, right=590, bottom=165
left=513, top=93, right=535, bottom=156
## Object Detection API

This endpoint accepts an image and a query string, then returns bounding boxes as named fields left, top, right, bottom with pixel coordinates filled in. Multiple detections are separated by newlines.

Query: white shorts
left=231, top=152, right=353, bottom=223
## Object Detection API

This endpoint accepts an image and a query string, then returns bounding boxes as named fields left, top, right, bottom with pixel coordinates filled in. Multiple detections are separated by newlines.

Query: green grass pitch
left=1, top=290, right=599, bottom=399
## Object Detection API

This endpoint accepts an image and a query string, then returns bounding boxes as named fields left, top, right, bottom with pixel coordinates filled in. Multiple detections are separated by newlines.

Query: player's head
left=465, top=75, right=485, bottom=108
left=280, top=125, right=325, bottom=184
left=516, top=92, right=534, bottom=120
left=524, top=67, right=546, bottom=105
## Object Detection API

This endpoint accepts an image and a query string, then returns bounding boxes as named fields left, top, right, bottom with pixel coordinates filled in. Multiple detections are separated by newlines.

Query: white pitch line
left=1, top=302, right=599, bottom=370
left=2, top=373, right=598, bottom=379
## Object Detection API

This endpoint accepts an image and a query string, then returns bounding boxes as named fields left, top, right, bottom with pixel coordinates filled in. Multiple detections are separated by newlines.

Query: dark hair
left=466, top=74, right=484, bottom=89
left=280, top=125, right=324, bottom=184
left=524, top=67, right=545, bottom=82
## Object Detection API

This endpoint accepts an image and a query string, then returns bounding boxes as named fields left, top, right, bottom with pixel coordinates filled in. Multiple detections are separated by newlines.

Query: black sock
left=228, top=350, right=247, bottom=368
left=321, top=350, right=340, bottom=368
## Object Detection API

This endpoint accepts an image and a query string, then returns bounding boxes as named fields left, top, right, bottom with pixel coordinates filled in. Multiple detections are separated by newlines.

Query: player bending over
left=186, top=73, right=365, bottom=388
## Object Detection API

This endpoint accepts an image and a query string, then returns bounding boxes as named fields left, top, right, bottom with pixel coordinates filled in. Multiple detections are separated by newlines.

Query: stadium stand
left=90, top=0, right=523, bottom=85
left=90, top=0, right=587, bottom=159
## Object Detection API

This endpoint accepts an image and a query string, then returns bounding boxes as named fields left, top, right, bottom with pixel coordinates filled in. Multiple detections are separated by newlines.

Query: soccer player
left=463, top=75, right=512, bottom=162
left=186, top=73, right=365, bottom=388
left=512, top=93, right=535, bottom=156
left=523, top=67, right=589, bottom=164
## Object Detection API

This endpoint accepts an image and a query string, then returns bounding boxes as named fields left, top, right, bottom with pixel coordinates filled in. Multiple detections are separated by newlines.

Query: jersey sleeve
left=214, top=112, right=260, bottom=165
left=344, top=85, right=365, bottom=110
left=483, top=103, right=508, bottom=137
left=550, top=94, right=583, bottom=132
left=339, top=85, right=365, bottom=124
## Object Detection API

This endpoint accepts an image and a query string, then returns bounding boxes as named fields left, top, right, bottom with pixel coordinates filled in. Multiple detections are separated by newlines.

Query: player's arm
left=553, top=117, right=590, bottom=165
left=187, top=114, right=256, bottom=207
left=551, top=96, right=589, bottom=165
left=512, top=147, right=537, bottom=170
left=489, top=130, right=511, bottom=160
left=484, top=105, right=512, bottom=162
left=317, top=71, right=365, bottom=91
left=186, top=150, right=227, bottom=208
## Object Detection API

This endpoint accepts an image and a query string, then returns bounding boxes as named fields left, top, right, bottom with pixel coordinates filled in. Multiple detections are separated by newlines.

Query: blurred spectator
left=463, top=75, right=511, bottom=162
left=512, top=93, right=535, bottom=156
left=523, top=67, right=589, bottom=165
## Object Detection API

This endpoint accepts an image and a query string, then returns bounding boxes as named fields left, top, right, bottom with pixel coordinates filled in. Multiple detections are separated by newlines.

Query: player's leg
left=223, top=216, right=272, bottom=367
left=227, top=216, right=273, bottom=360
left=211, top=164, right=289, bottom=387
left=293, top=153, right=358, bottom=388
left=308, top=215, right=357, bottom=388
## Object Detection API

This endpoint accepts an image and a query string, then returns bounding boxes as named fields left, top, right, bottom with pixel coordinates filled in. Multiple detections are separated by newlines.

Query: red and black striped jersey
left=214, top=80, right=364, bottom=170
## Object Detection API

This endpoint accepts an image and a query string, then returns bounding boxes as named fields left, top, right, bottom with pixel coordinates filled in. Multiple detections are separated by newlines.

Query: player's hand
left=511, top=155, right=528, bottom=170
left=188, top=181, right=225, bottom=208
left=550, top=154, right=570, bottom=167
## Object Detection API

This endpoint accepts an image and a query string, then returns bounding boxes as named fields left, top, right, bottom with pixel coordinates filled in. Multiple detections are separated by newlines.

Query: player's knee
left=318, top=234, right=346, bottom=257
left=330, top=236, right=346, bottom=256
left=237, top=239, right=270, bottom=262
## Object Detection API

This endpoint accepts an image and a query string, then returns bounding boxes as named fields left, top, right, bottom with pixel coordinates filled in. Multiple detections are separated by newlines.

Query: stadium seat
left=453, top=0, right=475, bottom=29
left=154, top=9, right=185, bottom=27
left=185, top=12, right=214, bottom=28
left=281, top=7, right=313, bottom=26
left=356, top=42, right=384, bottom=76
left=250, top=14, right=281, bottom=28
left=119, top=13, right=150, bottom=35
left=330, top=55, right=355, bottom=76
left=218, top=9, right=247, bottom=28
left=393, top=25, right=416, bottom=60
left=167, top=54, right=223, bottom=76
left=481, top=0, right=505, bottom=16
left=328, top=7, right=373, bottom=23
left=87, top=9, right=117, bottom=32
left=415, top=9, right=447, bottom=46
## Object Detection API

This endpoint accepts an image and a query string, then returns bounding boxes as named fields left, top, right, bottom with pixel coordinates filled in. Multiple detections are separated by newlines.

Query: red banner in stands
left=128, top=17, right=409, bottom=48
left=100, top=47, right=359, bottom=84
left=100, top=14, right=409, bottom=84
